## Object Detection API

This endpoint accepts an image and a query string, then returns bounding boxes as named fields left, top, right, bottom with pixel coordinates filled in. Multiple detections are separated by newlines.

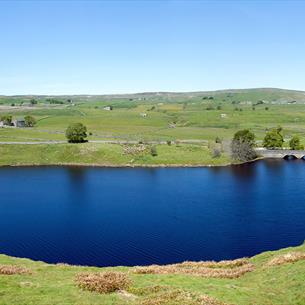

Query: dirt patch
left=266, top=252, right=305, bottom=266
left=76, top=271, right=132, bottom=294
left=132, top=258, right=254, bottom=279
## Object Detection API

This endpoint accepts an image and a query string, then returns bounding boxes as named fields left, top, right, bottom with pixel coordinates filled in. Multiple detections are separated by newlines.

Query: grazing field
left=0, top=143, right=230, bottom=166
left=0, top=242, right=304, bottom=305
left=1, top=88, right=305, bottom=165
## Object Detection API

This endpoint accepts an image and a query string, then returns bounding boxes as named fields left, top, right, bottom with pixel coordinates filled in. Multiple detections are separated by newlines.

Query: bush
left=215, top=136, right=222, bottom=144
left=150, top=146, right=158, bottom=157
left=166, top=140, right=172, bottom=146
left=24, top=115, right=36, bottom=127
left=65, top=123, right=87, bottom=143
left=289, top=135, right=304, bottom=150
left=76, top=271, right=131, bottom=294
left=0, top=115, right=12, bottom=126
left=263, top=127, right=284, bottom=149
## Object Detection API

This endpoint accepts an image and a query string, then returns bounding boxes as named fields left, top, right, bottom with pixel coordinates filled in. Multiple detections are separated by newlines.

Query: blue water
left=0, top=160, right=305, bottom=267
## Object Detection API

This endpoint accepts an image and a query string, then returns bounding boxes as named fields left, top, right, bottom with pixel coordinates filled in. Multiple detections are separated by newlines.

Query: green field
left=1, top=242, right=305, bottom=305
left=1, top=88, right=305, bottom=166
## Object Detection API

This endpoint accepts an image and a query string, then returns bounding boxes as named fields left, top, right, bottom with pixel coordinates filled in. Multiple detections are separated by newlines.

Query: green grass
left=2, top=89, right=305, bottom=164
left=1, top=242, right=304, bottom=305
left=0, top=143, right=230, bottom=166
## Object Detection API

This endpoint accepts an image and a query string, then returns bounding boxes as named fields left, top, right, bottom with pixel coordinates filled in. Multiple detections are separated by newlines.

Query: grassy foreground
left=0, top=243, right=305, bottom=305
left=0, top=143, right=230, bottom=167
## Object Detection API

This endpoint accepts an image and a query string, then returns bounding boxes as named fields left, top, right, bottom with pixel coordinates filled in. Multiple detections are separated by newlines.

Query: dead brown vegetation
left=266, top=252, right=305, bottom=266
left=0, top=264, right=31, bottom=275
left=123, top=144, right=148, bottom=155
left=133, top=258, right=254, bottom=279
left=75, top=271, right=132, bottom=294
left=139, top=289, right=229, bottom=305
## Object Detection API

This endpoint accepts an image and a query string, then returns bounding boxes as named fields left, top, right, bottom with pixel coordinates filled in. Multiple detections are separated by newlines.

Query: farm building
left=140, top=113, right=147, bottom=117
left=103, top=106, right=113, bottom=111
left=13, top=119, right=26, bottom=128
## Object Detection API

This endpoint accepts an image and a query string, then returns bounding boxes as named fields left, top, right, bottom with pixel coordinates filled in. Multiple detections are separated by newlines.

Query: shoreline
left=0, top=158, right=265, bottom=169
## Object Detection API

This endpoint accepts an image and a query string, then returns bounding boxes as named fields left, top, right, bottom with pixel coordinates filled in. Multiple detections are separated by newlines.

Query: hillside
left=1, top=88, right=305, bottom=104
left=0, top=242, right=304, bottom=305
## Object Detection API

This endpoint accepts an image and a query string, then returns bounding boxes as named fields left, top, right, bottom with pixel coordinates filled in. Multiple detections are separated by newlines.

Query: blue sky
left=1, top=0, right=305, bottom=95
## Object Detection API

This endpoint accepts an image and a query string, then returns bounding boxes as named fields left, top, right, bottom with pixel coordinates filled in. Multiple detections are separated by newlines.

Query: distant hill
left=1, top=88, right=305, bottom=104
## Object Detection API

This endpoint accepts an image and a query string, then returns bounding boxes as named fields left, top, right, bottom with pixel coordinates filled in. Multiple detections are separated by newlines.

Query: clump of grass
left=0, top=264, right=31, bottom=275
left=76, top=271, right=132, bottom=294
left=139, top=288, right=229, bottom=305
left=133, top=258, right=254, bottom=279
left=266, top=252, right=305, bottom=266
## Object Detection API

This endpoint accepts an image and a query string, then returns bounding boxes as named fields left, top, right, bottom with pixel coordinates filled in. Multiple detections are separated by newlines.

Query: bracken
left=75, top=271, right=131, bottom=294
left=0, top=265, right=31, bottom=275
left=133, top=258, right=254, bottom=279
left=266, top=252, right=305, bottom=266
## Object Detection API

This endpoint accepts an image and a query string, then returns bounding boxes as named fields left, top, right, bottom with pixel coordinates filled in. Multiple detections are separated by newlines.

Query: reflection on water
left=0, top=160, right=305, bottom=267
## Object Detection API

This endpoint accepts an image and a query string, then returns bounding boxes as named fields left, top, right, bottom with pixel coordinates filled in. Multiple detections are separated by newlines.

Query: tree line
left=231, top=127, right=304, bottom=162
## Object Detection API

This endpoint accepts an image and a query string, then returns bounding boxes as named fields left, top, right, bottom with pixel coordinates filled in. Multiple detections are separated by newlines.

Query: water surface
left=0, top=160, right=305, bottom=266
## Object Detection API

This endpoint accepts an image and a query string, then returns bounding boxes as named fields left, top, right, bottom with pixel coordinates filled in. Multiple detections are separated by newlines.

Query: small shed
left=140, top=113, right=147, bottom=117
left=13, top=119, right=26, bottom=128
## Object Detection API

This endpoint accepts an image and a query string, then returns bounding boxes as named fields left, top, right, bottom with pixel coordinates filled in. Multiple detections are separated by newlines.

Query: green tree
left=289, top=135, right=304, bottom=150
left=30, top=99, right=38, bottom=105
left=263, top=127, right=284, bottom=149
left=0, top=115, right=12, bottom=126
left=65, top=123, right=88, bottom=143
left=24, top=115, right=36, bottom=127
left=231, top=129, right=256, bottom=162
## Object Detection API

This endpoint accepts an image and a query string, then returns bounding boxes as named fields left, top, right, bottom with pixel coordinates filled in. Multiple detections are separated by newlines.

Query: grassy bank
left=0, top=243, right=305, bottom=305
left=0, top=143, right=231, bottom=167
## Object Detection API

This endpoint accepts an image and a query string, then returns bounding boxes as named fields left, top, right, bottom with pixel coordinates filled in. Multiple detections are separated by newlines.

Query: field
left=1, top=88, right=305, bottom=166
left=0, top=242, right=304, bottom=305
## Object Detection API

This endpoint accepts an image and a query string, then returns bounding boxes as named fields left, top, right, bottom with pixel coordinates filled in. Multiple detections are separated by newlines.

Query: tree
left=289, top=135, right=304, bottom=150
left=0, top=115, right=12, bottom=126
left=24, top=115, right=36, bottom=127
left=65, top=123, right=88, bottom=143
left=263, top=127, right=284, bottom=149
left=30, top=99, right=38, bottom=105
left=231, top=129, right=256, bottom=162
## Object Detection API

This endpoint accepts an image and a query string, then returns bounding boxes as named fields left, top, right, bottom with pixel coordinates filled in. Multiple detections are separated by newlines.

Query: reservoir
left=0, top=160, right=305, bottom=267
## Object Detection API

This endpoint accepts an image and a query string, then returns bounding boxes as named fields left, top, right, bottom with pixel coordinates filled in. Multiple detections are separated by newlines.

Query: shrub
left=215, top=136, right=222, bottom=144
left=289, top=135, right=304, bottom=150
left=166, top=140, right=172, bottom=146
left=150, top=146, right=158, bottom=156
left=0, top=115, right=12, bottom=126
left=65, top=123, right=87, bottom=143
left=24, top=115, right=36, bottom=127
left=76, top=271, right=131, bottom=294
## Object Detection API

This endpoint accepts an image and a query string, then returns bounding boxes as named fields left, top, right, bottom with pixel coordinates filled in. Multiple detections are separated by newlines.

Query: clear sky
left=1, top=0, right=305, bottom=95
